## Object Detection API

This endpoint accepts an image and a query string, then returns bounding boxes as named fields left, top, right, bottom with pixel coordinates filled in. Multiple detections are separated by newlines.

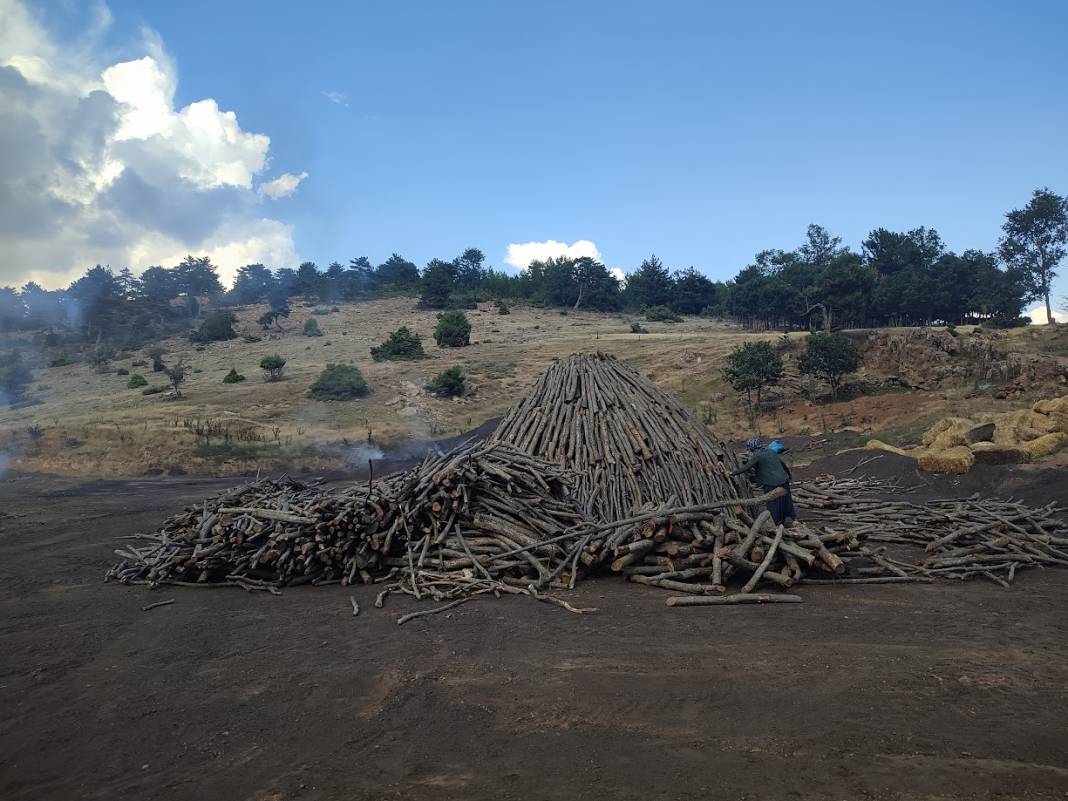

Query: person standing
left=728, top=436, right=798, bottom=526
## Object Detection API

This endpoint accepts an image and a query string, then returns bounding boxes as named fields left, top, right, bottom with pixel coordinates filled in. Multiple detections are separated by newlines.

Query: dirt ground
left=3, top=451, right=1068, bottom=800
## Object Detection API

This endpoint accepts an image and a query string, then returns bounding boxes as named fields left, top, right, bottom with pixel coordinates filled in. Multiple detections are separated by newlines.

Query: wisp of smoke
left=347, top=444, right=385, bottom=465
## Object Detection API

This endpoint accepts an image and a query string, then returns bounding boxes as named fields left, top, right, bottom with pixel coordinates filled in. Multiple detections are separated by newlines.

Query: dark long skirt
left=763, top=481, right=798, bottom=525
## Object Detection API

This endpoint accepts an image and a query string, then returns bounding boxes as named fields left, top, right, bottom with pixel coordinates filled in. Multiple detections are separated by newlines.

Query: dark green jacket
left=731, top=450, right=791, bottom=488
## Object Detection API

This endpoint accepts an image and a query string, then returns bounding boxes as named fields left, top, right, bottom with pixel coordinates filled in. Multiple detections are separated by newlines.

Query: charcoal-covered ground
left=2, top=450, right=1068, bottom=800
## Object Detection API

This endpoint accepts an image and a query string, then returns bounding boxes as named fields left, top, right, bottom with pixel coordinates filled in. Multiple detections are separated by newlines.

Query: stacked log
left=490, top=352, right=746, bottom=523
left=106, top=441, right=593, bottom=599
left=796, top=479, right=1068, bottom=587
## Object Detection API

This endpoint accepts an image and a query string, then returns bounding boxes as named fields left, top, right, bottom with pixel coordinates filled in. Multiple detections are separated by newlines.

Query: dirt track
left=3, top=460, right=1068, bottom=800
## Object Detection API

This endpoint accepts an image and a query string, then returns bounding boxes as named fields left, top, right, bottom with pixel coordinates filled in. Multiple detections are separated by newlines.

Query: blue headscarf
left=745, top=436, right=766, bottom=451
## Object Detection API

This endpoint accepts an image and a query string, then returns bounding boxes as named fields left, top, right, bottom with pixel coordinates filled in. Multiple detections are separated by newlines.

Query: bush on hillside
left=223, top=368, right=246, bottom=384
left=425, top=366, right=465, bottom=397
left=495, top=300, right=510, bottom=315
left=797, top=332, right=861, bottom=402
left=433, top=311, right=471, bottom=348
left=370, top=327, right=425, bottom=361
left=260, top=353, right=286, bottom=381
left=190, top=310, right=238, bottom=343
left=0, top=352, right=33, bottom=403
left=127, top=373, right=148, bottom=389
left=303, top=318, right=323, bottom=337
left=307, top=363, right=369, bottom=400
left=645, top=304, right=682, bottom=323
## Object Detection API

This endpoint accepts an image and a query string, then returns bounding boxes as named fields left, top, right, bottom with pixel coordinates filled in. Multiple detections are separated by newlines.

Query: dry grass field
left=1, top=297, right=1065, bottom=477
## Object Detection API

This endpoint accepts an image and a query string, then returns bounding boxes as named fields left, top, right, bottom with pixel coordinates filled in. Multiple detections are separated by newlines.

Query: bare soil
left=3, top=452, right=1068, bottom=800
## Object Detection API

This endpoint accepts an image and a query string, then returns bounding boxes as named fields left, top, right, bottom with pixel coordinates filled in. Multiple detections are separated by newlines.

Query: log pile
left=490, top=352, right=746, bottom=523
left=106, top=441, right=596, bottom=602
left=797, top=480, right=1068, bottom=587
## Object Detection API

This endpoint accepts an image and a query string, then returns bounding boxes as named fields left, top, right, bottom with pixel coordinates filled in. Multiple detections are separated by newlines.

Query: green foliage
left=116, top=367, right=129, bottom=375
left=419, top=259, right=455, bottom=309
left=141, top=384, right=166, bottom=395
left=425, top=365, right=465, bottom=397
left=495, top=299, right=510, bottom=315
left=241, top=334, right=262, bottom=343
left=371, top=327, right=426, bottom=361
left=131, top=359, right=147, bottom=367
left=147, top=346, right=166, bottom=372
left=0, top=352, right=33, bottom=403
left=223, top=368, right=246, bottom=384
left=434, top=310, right=472, bottom=348
left=998, top=187, right=1068, bottom=324
left=303, top=318, right=323, bottom=337
left=797, top=332, right=861, bottom=401
left=88, top=343, right=115, bottom=365
left=645, top=304, right=682, bottom=323
left=625, top=255, right=673, bottom=309
left=307, top=363, right=369, bottom=400
left=127, top=373, right=148, bottom=388
left=191, top=310, right=238, bottom=343
left=721, top=341, right=784, bottom=416
left=260, top=353, right=286, bottom=381
left=945, top=323, right=959, bottom=338
left=630, top=322, right=648, bottom=334
left=49, top=354, right=73, bottom=367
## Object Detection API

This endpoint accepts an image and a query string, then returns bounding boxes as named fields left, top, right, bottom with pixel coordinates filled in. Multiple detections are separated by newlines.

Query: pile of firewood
left=107, top=441, right=595, bottom=603
left=490, top=352, right=747, bottom=522
left=797, top=479, right=1068, bottom=586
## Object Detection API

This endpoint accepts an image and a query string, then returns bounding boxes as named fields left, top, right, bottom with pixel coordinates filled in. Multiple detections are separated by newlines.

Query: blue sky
left=4, top=0, right=1067, bottom=306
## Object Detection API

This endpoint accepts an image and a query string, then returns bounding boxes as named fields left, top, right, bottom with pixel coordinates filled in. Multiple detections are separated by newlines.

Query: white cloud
left=504, top=239, right=603, bottom=270
left=1025, top=304, right=1068, bottom=324
left=322, top=90, right=348, bottom=106
left=259, top=171, right=308, bottom=199
left=609, top=267, right=625, bottom=282
left=0, top=0, right=304, bottom=288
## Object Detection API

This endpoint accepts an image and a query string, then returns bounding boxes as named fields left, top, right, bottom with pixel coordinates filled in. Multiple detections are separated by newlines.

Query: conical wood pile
left=490, top=352, right=746, bottom=522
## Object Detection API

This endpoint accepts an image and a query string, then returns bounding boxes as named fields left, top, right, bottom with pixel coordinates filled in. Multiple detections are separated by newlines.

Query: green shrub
left=945, top=323, right=959, bottom=337
left=722, top=340, right=784, bottom=417
left=88, top=344, right=115, bottom=365
left=142, top=384, right=166, bottom=395
left=127, top=373, right=148, bottom=389
left=449, top=291, right=480, bottom=310
left=131, top=359, right=147, bottom=367
left=49, top=354, right=74, bottom=367
left=495, top=300, right=510, bottom=315
left=307, top=363, right=369, bottom=400
left=242, top=334, right=262, bottom=343
left=223, top=368, right=246, bottom=384
left=630, top=322, right=648, bottom=334
left=260, top=354, right=286, bottom=381
left=797, top=332, right=861, bottom=402
left=303, top=318, right=323, bottom=337
left=190, top=310, right=238, bottom=343
left=433, top=311, right=471, bottom=348
left=0, top=352, right=33, bottom=403
left=371, top=327, right=425, bottom=361
left=147, top=347, right=166, bottom=372
left=425, top=366, right=465, bottom=397
left=559, top=309, right=569, bottom=316
left=645, top=304, right=682, bottom=323
left=116, top=367, right=129, bottom=376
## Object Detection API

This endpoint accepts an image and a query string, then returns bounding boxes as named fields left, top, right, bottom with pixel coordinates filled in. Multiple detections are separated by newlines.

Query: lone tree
left=147, top=346, right=166, bottom=372
left=721, top=341, right=784, bottom=420
left=433, top=310, right=471, bottom=348
left=0, top=351, right=32, bottom=404
left=797, top=332, right=861, bottom=402
left=998, top=188, right=1068, bottom=325
left=260, top=353, right=286, bottom=381
left=162, top=359, right=186, bottom=398
left=258, top=292, right=291, bottom=331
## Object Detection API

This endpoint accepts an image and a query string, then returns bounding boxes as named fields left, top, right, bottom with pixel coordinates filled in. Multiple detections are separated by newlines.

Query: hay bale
left=988, top=410, right=1056, bottom=445
left=1021, top=432, right=1068, bottom=459
left=962, top=422, right=995, bottom=444
left=922, top=417, right=972, bottom=447
left=928, top=418, right=976, bottom=450
left=917, top=446, right=975, bottom=474
left=969, top=441, right=1031, bottom=465
left=1032, top=395, right=1068, bottom=433
left=864, top=439, right=911, bottom=456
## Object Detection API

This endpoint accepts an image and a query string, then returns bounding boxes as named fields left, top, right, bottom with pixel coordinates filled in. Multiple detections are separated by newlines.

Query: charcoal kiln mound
left=490, top=351, right=747, bottom=522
